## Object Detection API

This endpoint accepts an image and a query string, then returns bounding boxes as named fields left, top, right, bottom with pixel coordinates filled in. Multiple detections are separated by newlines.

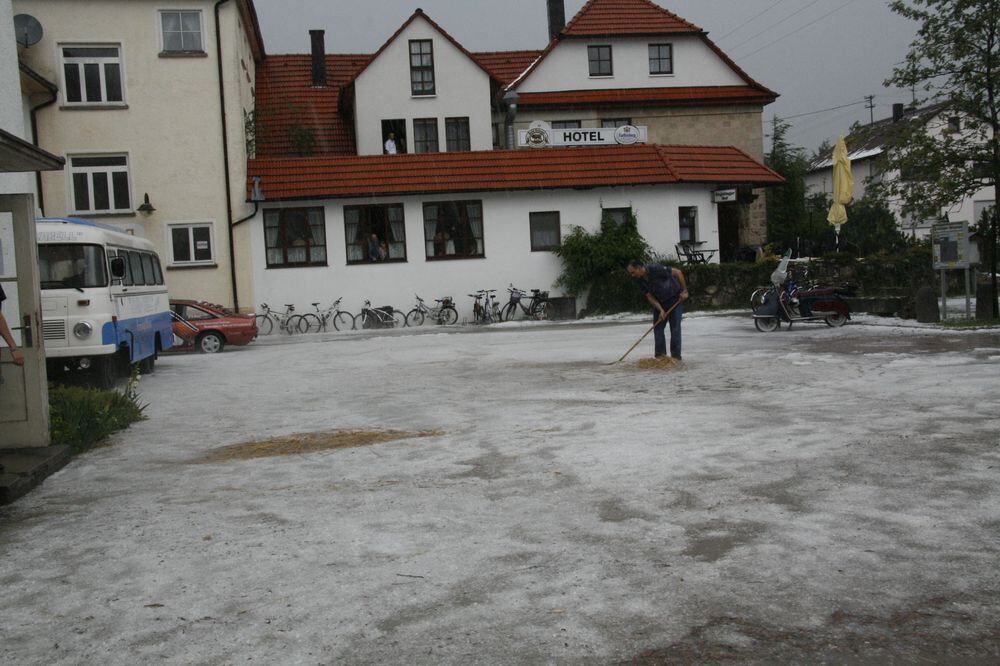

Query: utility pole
left=865, top=95, right=875, bottom=124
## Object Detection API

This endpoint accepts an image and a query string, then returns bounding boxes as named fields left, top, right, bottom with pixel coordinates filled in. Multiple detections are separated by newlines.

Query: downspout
left=502, top=90, right=519, bottom=149
left=23, top=64, right=59, bottom=216
left=215, top=0, right=240, bottom=311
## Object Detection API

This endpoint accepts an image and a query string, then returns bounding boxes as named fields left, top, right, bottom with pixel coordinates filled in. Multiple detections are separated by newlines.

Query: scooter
left=752, top=251, right=851, bottom=332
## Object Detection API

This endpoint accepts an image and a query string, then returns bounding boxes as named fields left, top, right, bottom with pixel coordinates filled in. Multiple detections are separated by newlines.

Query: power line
left=775, top=98, right=868, bottom=121
left=715, top=0, right=789, bottom=42
left=726, top=0, right=826, bottom=52
left=735, top=0, right=860, bottom=60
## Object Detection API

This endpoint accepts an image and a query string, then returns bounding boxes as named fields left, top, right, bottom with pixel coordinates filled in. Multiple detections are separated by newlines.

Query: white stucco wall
left=247, top=185, right=719, bottom=318
left=517, top=35, right=746, bottom=94
left=353, top=15, right=494, bottom=156
left=1, top=0, right=33, bottom=195
left=14, top=0, right=257, bottom=308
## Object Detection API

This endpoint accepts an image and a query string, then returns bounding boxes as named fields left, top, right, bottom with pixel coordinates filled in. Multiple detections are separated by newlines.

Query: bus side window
left=129, top=251, right=146, bottom=286
left=150, top=253, right=164, bottom=285
left=140, top=253, right=155, bottom=286
left=120, top=249, right=134, bottom=286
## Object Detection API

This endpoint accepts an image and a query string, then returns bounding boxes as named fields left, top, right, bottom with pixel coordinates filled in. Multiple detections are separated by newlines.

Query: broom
left=608, top=300, right=681, bottom=365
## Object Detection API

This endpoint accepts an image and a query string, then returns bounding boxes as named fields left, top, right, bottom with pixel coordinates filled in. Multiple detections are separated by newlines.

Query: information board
left=932, top=221, right=971, bottom=269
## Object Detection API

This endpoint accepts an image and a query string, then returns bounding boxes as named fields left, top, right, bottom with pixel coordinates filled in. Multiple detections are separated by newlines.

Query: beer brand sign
left=517, top=122, right=648, bottom=148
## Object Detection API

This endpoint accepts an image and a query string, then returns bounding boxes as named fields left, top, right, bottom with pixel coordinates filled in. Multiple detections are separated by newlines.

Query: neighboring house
left=245, top=0, right=782, bottom=315
left=807, top=102, right=994, bottom=238
left=14, top=0, right=264, bottom=310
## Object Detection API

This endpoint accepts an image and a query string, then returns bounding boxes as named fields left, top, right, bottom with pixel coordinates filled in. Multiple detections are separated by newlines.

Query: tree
left=766, top=118, right=832, bottom=255
left=878, top=0, right=1000, bottom=315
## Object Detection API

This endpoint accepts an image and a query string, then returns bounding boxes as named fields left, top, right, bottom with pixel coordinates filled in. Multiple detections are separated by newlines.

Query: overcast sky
left=253, top=0, right=920, bottom=154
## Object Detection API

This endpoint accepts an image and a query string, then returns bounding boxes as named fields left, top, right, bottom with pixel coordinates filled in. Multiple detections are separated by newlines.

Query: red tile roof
left=255, top=54, right=372, bottom=157
left=473, top=50, right=544, bottom=87
left=561, top=0, right=702, bottom=37
left=247, top=145, right=782, bottom=201
left=516, top=85, right=777, bottom=109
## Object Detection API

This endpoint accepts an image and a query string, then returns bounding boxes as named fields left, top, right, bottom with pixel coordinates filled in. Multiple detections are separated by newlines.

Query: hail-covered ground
left=2, top=313, right=999, bottom=664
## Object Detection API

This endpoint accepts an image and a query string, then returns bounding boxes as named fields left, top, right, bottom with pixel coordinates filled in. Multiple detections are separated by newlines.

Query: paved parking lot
left=1, top=314, right=999, bottom=663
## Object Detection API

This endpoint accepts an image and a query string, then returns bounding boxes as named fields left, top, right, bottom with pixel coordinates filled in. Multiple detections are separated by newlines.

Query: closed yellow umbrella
left=827, top=135, right=854, bottom=248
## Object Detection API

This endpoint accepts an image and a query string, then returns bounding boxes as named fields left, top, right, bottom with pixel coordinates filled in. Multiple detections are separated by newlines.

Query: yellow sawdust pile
left=196, top=429, right=442, bottom=463
left=634, top=356, right=681, bottom=370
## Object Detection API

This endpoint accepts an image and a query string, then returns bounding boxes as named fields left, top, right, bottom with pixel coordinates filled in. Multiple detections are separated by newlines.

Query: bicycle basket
left=510, top=290, right=522, bottom=303
left=442, top=297, right=453, bottom=306
left=539, top=291, right=549, bottom=299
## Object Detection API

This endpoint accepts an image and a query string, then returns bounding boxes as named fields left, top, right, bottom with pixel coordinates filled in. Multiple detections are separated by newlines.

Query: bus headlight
left=73, top=321, right=94, bottom=340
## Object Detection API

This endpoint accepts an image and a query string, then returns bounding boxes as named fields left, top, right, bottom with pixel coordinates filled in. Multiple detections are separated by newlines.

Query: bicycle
left=357, top=300, right=403, bottom=329
left=405, top=294, right=459, bottom=326
left=299, top=297, right=356, bottom=333
left=254, top=303, right=298, bottom=335
left=469, top=289, right=501, bottom=324
left=500, top=284, right=550, bottom=321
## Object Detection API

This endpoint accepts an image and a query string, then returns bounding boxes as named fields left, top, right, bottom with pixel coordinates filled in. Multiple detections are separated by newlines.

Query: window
left=61, top=45, right=124, bottom=104
left=679, top=206, right=698, bottom=242
left=445, top=117, right=471, bottom=152
left=172, top=303, right=215, bottom=321
left=169, top=223, right=214, bottom=265
left=423, top=201, right=484, bottom=259
left=413, top=118, right=439, bottom=153
left=551, top=120, right=582, bottom=129
left=588, top=45, right=613, bottom=76
left=529, top=212, right=561, bottom=251
left=69, top=154, right=131, bottom=214
left=603, top=207, right=632, bottom=226
left=344, top=204, right=406, bottom=264
left=601, top=118, right=632, bottom=128
left=409, top=39, right=435, bottom=95
left=649, top=43, right=673, bottom=75
left=947, top=116, right=961, bottom=132
left=263, top=208, right=327, bottom=267
left=128, top=250, right=147, bottom=285
left=38, top=244, right=107, bottom=289
left=160, top=10, right=203, bottom=53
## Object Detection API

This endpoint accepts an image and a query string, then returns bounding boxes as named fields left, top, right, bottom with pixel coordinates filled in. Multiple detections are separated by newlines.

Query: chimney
left=310, top=29, right=326, bottom=87
left=892, top=103, right=904, bottom=123
left=547, top=0, right=565, bottom=42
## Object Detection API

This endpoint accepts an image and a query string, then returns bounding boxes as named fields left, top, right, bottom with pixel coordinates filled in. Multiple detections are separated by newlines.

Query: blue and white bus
left=37, top=217, right=172, bottom=386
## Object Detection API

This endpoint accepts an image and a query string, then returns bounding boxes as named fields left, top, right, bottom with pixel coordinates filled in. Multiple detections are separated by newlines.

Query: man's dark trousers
left=652, top=299, right=682, bottom=358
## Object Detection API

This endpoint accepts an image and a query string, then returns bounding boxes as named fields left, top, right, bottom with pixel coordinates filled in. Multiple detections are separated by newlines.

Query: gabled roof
left=808, top=103, right=949, bottom=171
left=473, top=50, right=544, bottom=87
left=516, top=85, right=776, bottom=109
left=344, top=8, right=500, bottom=88
left=255, top=54, right=372, bottom=157
left=508, top=0, right=776, bottom=99
left=247, top=144, right=782, bottom=201
left=561, top=0, right=702, bottom=37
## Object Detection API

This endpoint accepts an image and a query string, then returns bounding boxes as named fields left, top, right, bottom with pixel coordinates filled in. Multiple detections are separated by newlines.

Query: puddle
left=195, top=429, right=442, bottom=463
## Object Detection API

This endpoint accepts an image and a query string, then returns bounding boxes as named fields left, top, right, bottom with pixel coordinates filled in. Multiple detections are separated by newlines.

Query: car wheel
left=197, top=331, right=226, bottom=353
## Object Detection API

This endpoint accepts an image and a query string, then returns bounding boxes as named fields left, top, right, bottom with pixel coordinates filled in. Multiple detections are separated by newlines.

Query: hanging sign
left=712, top=189, right=737, bottom=203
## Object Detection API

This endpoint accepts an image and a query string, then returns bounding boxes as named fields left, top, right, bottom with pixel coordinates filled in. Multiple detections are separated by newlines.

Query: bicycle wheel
left=388, top=309, right=404, bottom=328
left=298, top=313, right=321, bottom=334
left=283, top=315, right=300, bottom=334
left=531, top=301, right=550, bottom=320
left=332, top=311, right=355, bottom=331
left=254, top=314, right=273, bottom=335
left=440, top=306, right=458, bottom=325
left=406, top=309, right=425, bottom=327
left=359, top=311, right=373, bottom=329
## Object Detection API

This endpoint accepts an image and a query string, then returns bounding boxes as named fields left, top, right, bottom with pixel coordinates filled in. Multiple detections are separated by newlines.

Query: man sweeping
left=627, top=260, right=689, bottom=360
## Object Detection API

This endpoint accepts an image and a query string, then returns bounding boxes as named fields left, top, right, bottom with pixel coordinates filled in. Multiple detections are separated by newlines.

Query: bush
left=49, top=370, right=147, bottom=454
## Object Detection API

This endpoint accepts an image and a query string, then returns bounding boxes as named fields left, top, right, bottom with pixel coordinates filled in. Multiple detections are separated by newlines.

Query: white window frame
left=59, top=43, right=127, bottom=106
left=158, top=9, right=205, bottom=54
left=67, top=152, right=134, bottom=215
left=167, top=222, right=216, bottom=266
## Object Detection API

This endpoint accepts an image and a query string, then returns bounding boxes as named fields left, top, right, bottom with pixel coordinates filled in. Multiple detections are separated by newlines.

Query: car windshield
left=38, top=244, right=108, bottom=290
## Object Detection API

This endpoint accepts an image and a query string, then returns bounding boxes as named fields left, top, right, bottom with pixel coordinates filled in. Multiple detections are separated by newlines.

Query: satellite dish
left=14, top=14, right=44, bottom=48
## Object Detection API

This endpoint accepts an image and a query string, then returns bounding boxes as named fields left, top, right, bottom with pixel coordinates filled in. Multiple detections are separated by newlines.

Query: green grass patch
left=49, top=370, right=148, bottom=454
left=940, top=318, right=1000, bottom=329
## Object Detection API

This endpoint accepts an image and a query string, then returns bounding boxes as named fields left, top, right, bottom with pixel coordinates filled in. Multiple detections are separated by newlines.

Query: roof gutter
left=215, top=0, right=240, bottom=312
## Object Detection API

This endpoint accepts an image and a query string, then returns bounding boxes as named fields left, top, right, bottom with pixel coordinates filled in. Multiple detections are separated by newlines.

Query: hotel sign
left=518, top=123, right=648, bottom=148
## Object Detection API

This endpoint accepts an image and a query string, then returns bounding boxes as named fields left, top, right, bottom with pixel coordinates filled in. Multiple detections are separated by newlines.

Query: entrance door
left=717, top=203, right=741, bottom=263
left=0, top=194, right=49, bottom=448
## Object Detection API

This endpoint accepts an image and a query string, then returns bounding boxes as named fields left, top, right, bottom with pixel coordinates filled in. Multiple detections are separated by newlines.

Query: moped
left=752, top=251, right=851, bottom=332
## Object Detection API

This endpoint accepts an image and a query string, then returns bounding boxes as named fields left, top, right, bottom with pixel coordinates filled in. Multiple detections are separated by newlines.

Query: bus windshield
left=39, top=244, right=108, bottom=290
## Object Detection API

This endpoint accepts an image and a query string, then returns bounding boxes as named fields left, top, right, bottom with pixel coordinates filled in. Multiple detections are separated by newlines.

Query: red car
left=169, top=300, right=257, bottom=353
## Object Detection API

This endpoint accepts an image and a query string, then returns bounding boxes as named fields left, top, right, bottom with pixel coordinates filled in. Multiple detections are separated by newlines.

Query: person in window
left=433, top=230, right=450, bottom=257
left=379, top=241, right=389, bottom=261
left=627, top=260, right=689, bottom=360
left=384, top=133, right=398, bottom=155
left=368, top=234, right=382, bottom=262
left=0, top=283, right=24, bottom=367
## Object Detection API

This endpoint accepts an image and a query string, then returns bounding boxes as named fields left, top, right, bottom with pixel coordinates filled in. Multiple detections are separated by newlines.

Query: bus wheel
left=139, top=354, right=156, bottom=374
